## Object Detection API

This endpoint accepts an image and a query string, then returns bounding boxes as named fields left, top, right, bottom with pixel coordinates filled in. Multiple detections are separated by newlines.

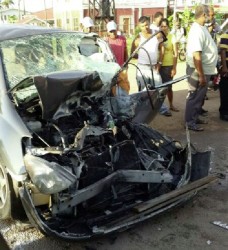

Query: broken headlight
left=24, top=154, right=76, bottom=194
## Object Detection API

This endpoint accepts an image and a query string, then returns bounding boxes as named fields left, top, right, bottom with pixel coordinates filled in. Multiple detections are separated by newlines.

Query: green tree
left=167, top=7, right=195, bottom=34
left=8, top=14, right=17, bottom=23
left=0, top=0, right=14, bottom=8
left=0, top=0, right=14, bottom=22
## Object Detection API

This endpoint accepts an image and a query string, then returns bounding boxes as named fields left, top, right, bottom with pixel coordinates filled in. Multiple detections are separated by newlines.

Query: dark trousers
left=185, top=65, right=210, bottom=126
left=219, top=74, right=228, bottom=116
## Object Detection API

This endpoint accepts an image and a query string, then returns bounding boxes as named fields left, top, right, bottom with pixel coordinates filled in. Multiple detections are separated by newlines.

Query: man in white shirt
left=171, top=21, right=186, bottom=43
left=185, top=4, right=218, bottom=131
left=131, top=16, right=165, bottom=91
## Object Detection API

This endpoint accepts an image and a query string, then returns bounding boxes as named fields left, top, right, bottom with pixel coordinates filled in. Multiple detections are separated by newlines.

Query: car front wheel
left=0, top=163, right=11, bottom=219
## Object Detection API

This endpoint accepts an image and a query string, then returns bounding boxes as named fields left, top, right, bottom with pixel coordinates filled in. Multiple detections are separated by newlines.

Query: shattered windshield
left=0, top=32, right=119, bottom=89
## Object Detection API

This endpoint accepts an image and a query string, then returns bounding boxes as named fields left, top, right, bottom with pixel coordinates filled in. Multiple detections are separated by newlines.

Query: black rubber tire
left=179, top=48, right=186, bottom=61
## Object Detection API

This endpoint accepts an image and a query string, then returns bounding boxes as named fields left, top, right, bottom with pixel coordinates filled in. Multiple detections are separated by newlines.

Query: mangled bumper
left=19, top=174, right=217, bottom=240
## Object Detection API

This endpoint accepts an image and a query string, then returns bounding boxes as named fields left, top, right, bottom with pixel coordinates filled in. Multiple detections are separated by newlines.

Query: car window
left=0, top=33, right=118, bottom=90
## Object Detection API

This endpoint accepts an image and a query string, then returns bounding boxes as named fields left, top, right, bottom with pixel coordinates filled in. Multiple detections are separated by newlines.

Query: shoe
left=199, top=112, right=208, bottom=117
left=199, top=108, right=208, bottom=117
left=186, top=125, right=204, bottom=131
left=162, top=111, right=172, bottom=117
left=196, top=118, right=208, bottom=124
left=200, top=108, right=208, bottom=114
left=170, top=106, right=179, bottom=112
left=220, top=114, right=228, bottom=121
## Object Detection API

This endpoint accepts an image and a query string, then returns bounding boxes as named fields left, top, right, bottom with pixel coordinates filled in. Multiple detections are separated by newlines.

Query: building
left=53, top=0, right=167, bottom=34
left=53, top=0, right=228, bottom=34
left=0, top=5, right=53, bottom=26
left=0, top=8, right=29, bottom=23
left=32, top=8, right=54, bottom=26
left=16, top=15, right=49, bottom=26
left=54, top=0, right=83, bottom=31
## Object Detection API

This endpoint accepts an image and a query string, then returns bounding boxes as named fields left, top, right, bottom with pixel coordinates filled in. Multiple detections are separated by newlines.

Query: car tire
left=0, top=163, right=11, bottom=219
left=0, top=163, right=26, bottom=220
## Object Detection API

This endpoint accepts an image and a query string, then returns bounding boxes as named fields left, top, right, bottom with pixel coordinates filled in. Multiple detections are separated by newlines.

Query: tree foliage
left=168, top=7, right=195, bottom=32
left=0, top=0, right=14, bottom=9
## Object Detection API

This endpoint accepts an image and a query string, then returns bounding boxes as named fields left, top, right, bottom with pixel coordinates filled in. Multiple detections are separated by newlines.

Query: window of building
left=73, top=18, right=79, bottom=30
left=57, top=19, right=62, bottom=28
left=123, top=17, right=130, bottom=35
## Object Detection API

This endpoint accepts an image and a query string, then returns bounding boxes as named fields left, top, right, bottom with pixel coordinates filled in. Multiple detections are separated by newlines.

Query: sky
left=14, top=0, right=53, bottom=12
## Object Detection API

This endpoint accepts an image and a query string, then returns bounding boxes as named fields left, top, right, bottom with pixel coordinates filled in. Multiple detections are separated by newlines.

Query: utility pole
left=173, top=0, right=177, bottom=22
left=18, top=0, right=21, bottom=20
left=88, top=0, right=115, bottom=35
left=164, top=0, right=168, bottom=18
left=44, top=0, right=48, bottom=26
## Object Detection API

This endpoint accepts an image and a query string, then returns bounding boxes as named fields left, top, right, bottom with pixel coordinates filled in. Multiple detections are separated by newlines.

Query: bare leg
left=168, top=87, right=179, bottom=111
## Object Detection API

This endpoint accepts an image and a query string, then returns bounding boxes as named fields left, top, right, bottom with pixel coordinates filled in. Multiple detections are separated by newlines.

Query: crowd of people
left=81, top=5, right=228, bottom=131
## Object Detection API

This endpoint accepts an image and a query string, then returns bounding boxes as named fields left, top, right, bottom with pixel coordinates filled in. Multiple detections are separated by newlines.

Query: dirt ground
left=1, top=62, right=228, bottom=250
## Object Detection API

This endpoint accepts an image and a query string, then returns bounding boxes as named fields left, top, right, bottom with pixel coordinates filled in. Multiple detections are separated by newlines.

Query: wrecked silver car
left=0, top=25, right=213, bottom=240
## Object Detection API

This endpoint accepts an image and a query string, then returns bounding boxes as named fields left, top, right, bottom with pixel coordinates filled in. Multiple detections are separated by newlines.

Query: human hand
left=156, top=63, right=161, bottom=71
left=199, top=75, right=207, bottom=86
left=221, top=66, right=228, bottom=77
left=171, top=68, right=176, bottom=77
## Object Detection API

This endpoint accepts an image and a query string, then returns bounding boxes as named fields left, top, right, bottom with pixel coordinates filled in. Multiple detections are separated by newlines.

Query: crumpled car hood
left=34, top=70, right=103, bottom=119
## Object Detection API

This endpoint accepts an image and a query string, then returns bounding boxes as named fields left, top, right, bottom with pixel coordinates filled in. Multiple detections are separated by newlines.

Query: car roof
left=0, top=24, right=98, bottom=41
left=0, top=24, right=65, bottom=41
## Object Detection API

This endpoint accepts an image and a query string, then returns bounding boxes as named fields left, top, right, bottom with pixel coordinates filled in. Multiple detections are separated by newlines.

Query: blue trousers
left=185, top=65, right=210, bottom=126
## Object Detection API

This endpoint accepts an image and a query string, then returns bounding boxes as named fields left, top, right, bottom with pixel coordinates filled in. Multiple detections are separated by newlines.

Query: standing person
left=105, top=21, right=129, bottom=96
left=150, top=12, right=163, bottom=33
left=81, top=16, right=94, bottom=33
left=106, top=20, right=128, bottom=66
left=130, top=16, right=165, bottom=91
left=159, top=18, right=179, bottom=112
left=171, top=21, right=186, bottom=44
left=206, top=6, right=221, bottom=41
left=201, top=6, right=216, bottom=104
left=150, top=12, right=172, bottom=116
left=185, top=4, right=218, bottom=131
left=218, top=31, right=228, bottom=121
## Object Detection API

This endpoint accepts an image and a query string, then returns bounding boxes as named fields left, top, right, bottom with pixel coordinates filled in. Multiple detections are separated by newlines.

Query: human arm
left=157, top=42, right=164, bottom=71
left=220, top=48, right=228, bottom=77
left=156, top=32, right=166, bottom=70
left=124, top=37, right=128, bottom=62
left=219, top=34, right=228, bottom=76
left=193, top=51, right=207, bottom=86
left=171, top=41, right=178, bottom=77
left=130, top=36, right=139, bottom=59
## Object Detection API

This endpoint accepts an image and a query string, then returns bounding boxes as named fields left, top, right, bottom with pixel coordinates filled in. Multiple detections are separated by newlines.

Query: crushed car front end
left=10, top=70, right=191, bottom=239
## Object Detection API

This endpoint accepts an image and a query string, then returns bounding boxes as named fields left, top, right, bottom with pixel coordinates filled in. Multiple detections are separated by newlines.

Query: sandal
left=170, top=106, right=179, bottom=112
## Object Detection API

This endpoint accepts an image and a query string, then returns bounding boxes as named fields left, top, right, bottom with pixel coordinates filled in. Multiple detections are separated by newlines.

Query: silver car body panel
left=0, top=59, right=31, bottom=176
